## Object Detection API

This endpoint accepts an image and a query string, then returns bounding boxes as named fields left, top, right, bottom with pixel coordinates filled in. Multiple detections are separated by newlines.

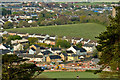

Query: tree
left=76, top=43, right=82, bottom=48
left=28, top=37, right=38, bottom=45
left=2, top=8, right=11, bottom=16
left=18, top=21, right=30, bottom=28
left=2, top=54, right=43, bottom=80
left=96, top=6, right=120, bottom=78
left=30, top=22, right=37, bottom=27
left=56, top=39, right=71, bottom=48
left=3, top=35, right=22, bottom=45
left=3, top=21, right=13, bottom=29
left=9, top=35, right=22, bottom=40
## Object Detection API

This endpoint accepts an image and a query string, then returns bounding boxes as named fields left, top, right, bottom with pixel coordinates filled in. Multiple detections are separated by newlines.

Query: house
left=1, top=49, right=12, bottom=54
left=30, top=44, right=40, bottom=54
left=67, top=46, right=87, bottom=56
left=38, top=37, right=45, bottom=43
left=66, top=50, right=74, bottom=56
left=81, top=39, right=91, bottom=44
left=41, top=50, right=53, bottom=56
left=59, top=53, right=68, bottom=61
left=17, top=33, right=28, bottom=37
left=0, top=44, right=11, bottom=50
left=13, top=43, right=24, bottom=51
left=46, top=55, right=62, bottom=62
left=29, top=47, right=36, bottom=54
left=8, top=32, right=17, bottom=36
left=14, top=50, right=28, bottom=55
left=49, top=35, right=56, bottom=40
left=18, top=54, right=43, bottom=62
left=67, top=54, right=78, bottom=61
left=49, top=47, right=61, bottom=54
left=82, top=44, right=95, bottom=52
left=11, top=39, right=29, bottom=45
left=40, top=46, right=46, bottom=52
left=44, top=38, right=56, bottom=45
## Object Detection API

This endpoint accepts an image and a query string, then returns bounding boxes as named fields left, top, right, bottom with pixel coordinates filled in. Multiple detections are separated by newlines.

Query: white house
left=13, top=43, right=24, bottom=51
left=0, top=44, right=11, bottom=50
left=67, top=46, right=87, bottom=56
left=82, top=44, right=95, bottom=52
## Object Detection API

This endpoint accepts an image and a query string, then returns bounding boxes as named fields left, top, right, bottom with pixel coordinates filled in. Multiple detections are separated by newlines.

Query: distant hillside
left=6, top=23, right=105, bottom=40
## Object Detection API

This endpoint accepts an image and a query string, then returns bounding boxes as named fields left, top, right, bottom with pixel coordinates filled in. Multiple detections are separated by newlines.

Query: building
left=46, top=55, right=62, bottom=62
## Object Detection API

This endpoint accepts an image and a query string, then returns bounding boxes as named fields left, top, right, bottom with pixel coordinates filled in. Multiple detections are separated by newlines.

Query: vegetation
left=2, top=35, right=22, bottom=45
left=7, top=23, right=105, bottom=40
left=28, top=37, right=38, bottom=45
left=96, top=6, right=120, bottom=78
left=3, top=21, right=13, bottom=29
left=2, top=8, right=11, bottom=16
left=2, top=54, right=43, bottom=80
left=55, top=39, right=71, bottom=48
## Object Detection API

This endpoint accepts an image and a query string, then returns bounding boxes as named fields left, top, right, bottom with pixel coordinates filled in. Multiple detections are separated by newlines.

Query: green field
left=7, top=23, right=105, bottom=40
left=37, top=71, right=100, bottom=78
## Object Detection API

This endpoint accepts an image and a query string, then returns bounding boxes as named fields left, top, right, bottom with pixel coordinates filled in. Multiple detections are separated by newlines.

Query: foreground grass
left=37, top=71, right=99, bottom=78
left=7, top=23, right=105, bottom=40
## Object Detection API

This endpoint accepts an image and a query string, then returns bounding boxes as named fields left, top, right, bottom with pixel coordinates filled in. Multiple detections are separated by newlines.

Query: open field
left=7, top=23, right=105, bottom=40
left=37, top=71, right=100, bottom=78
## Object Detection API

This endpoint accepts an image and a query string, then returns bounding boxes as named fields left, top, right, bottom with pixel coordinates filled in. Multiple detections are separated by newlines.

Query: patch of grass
left=6, top=23, right=105, bottom=40
left=37, top=71, right=100, bottom=78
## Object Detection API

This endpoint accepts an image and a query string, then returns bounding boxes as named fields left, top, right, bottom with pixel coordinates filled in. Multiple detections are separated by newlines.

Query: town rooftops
left=73, top=46, right=80, bottom=50
left=62, top=53, right=68, bottom=56
left=41, top=50, right=52, bottom=55
left=83, top=44, right=95, bottom=47
left=51, top=47, right=61, bottom=51
left=40, top=47, right=46, bottom=50
left=49, top=55, right=61, bottom=59
left=79, top=48, right=87, bottom=52
left=33, top=44, right=40, bottom=48
left=72, top=46, right=87, bottom=52
left=66, top=50, right=74, bottom=53
left=45, top=38, right=55, bottom=41
left=1, top=49, right=11, bottom=54
left=18, top=54, right=43, bottom=58
left=31, top=47, right=36, bottom=51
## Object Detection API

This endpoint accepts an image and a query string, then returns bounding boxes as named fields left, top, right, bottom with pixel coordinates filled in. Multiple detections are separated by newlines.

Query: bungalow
left=46, top=55, right=62, bottom=62
left=49, top=47, right=61, bottom=54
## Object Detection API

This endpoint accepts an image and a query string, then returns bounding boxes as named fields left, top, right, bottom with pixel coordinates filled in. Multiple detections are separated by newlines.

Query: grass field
left=37, top=71, right=100, bottom=79
left=7, top=23, right=105, bottom=40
